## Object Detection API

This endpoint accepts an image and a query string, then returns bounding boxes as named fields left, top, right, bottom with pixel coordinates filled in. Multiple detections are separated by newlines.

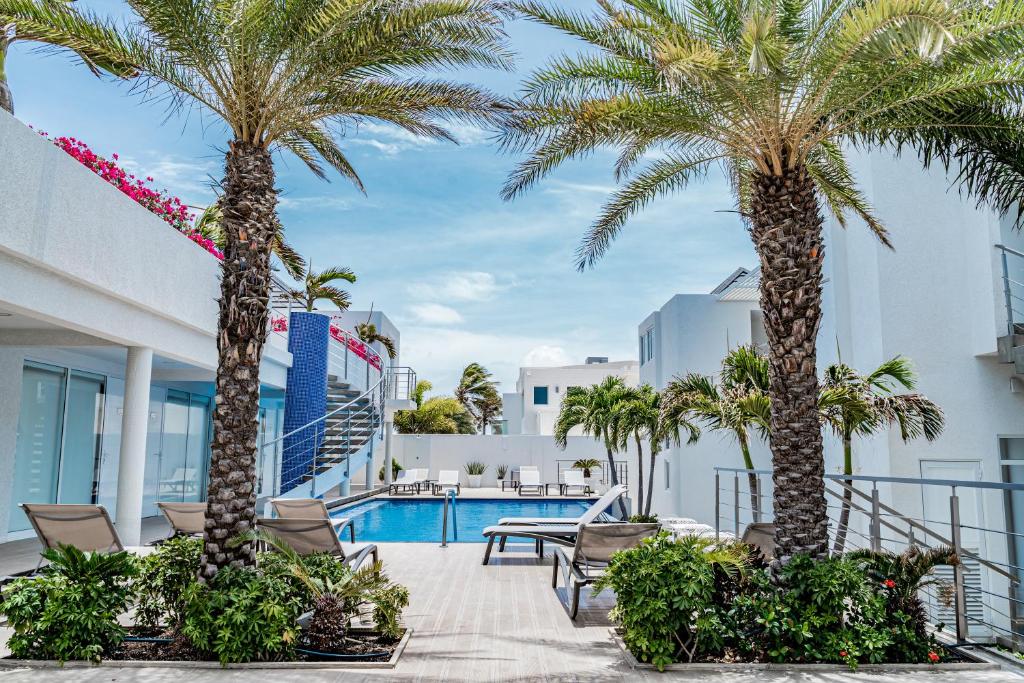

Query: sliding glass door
left=8, top=363, right=105, bottom=533
left=155, top=391, right=210, bottom=505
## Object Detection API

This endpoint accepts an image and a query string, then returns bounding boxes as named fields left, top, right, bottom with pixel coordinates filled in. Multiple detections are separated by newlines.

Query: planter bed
left=608, top=629, right=999, bottom=673
left=0, top=627, right=411, bottom=670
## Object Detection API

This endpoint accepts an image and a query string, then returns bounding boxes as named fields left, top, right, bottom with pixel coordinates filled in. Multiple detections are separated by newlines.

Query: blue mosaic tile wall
left=281, top=311, right=329, bottom=492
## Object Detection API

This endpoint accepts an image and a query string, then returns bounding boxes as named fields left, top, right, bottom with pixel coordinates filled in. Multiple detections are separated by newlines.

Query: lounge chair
left=741, top=522, right=776, bottom=560
left=481, top=485, right=631, bottom=565
left=432, top=470, right=461, bottom=495
left=518, top=468, right=544, bottom=496
left=256, top=517, right=378, bottom=570
left=562, top=470, right=588, bottom=495
left=157, top=501, right=207, bottom=537
left=389, top=468, right=425, bottom=495
left=19, top=503, right=151, bottom=570
left=552, top=522, right=660, bottom=618
left=270, top=498, right=355, bottom=542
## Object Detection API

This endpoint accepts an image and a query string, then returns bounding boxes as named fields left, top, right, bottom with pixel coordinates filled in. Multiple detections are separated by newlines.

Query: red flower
left=839, top=650, right=848, bottom=658
left=883, top=579, right=896, bottom=588
left=928, top=651, right=940, bottom=663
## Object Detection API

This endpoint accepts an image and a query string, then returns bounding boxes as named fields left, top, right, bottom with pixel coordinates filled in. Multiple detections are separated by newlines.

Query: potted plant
left=465, top=462, right=487, bottom=488
left=496, top=464, right=508, bottom=483
left=573, top=458, right=602, bottom=492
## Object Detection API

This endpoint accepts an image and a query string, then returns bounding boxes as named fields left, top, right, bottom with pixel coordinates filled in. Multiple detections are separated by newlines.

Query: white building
left=502, top=358, right=639, bottom=436
left=0, top=111, right=398, bottom=544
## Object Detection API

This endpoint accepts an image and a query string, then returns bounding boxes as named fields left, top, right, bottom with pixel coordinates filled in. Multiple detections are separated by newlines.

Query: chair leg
left=372, top=547, right=379, bottom=564
left=498, top=536, right=507, bottom=552
left=349, top=523, right=356, bottom=543
left=570, top=582, right=582, bottom=620
left=551, top=554, right=560, bottom=588
left=483, top=536, right=496, bottom=565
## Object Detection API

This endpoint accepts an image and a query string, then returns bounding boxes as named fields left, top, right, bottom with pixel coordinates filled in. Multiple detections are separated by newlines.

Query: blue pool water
left=332, top=497, right=596, bottom=543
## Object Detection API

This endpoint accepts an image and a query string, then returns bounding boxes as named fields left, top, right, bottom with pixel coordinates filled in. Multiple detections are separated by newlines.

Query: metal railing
left=440, top=487, right=458, bottom=547
left=386, top=366, right=417, bottom=402
left=714, top=466, right=1024, bottom=649
left=996, top=244, right=1024, bottom=336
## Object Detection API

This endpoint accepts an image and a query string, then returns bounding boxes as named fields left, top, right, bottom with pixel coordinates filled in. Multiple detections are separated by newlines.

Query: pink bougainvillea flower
left=928, top=651, right=940, bottom=663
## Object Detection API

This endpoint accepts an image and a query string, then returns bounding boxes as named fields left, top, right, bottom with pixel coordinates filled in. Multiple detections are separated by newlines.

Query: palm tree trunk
left=199, top=140, right=277, bottom=581
left=751, top=163, right=828, bottom=563
left=634, top=435, right=644, bottom=520
left=645, top=443, right=657, bottom=516
left=832, top=437, right=854, bottom=555
left=0, top=45, right=13, bottom=115
left=603, top=430, right=628, bottom=518
left=739, top=437, right=761, bottom=524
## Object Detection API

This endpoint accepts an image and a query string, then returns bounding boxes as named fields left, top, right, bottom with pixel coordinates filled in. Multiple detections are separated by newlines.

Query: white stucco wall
left=511, top=361, right=639, bottom=436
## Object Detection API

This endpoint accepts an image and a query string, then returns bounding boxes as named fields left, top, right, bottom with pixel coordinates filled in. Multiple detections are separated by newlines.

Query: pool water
left=332, top=497, right=595, bottom=543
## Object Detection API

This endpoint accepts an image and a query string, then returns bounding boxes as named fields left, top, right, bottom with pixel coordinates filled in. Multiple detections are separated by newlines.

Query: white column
left=383, top=421, right=394, bottom=486
left=365, top=439, right=375, bottom=490
left=115, top=346, right=153, bottom=546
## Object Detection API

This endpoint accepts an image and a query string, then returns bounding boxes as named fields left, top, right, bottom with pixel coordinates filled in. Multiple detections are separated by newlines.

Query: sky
left=7, top=0, right=755, bottom=393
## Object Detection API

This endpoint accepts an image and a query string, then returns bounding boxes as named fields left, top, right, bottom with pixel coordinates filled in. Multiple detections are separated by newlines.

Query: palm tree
left=454, top=363, right=500, bottom=433
left=501, top=0, right=1024, bottom=560
left=822, top=357, right=944, bottom=554
left=193, top=201, right=305, bottom=279
left=661, top=347, right=771, bottom=522
left=393, top=380, right=475, bottom=434
left=290, top=264, right=357, bottom=313
left=355, top=321, right=397, bottom=361
left=610, top=384, right=691, bottom=516
left=554, top=376, right=629, bottom=517
left=0, top=0, right=134, bottom=114
left=58, top=0, right=512, bottom=578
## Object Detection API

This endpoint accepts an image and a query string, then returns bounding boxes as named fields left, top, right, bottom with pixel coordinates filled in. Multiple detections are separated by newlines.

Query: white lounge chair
left=432, top=470, right=461, bottom=495
left=553, top=522, right=660, bottom=618
left=481, top=485, right=631, bottom=565
left=389, top=468, right=425, bottom=495
left=271, top=498, right=355, bottom=542
left=157, top=501, right=206, bottom=537
left=518, top=468, right=544, bottom=496
left=257, top=517, right=378, bottom=570
left=562, top=470, right=588, bottom=495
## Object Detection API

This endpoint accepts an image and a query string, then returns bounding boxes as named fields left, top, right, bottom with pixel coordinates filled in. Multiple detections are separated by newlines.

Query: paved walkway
left=2, top=542, right=1023, bottom=681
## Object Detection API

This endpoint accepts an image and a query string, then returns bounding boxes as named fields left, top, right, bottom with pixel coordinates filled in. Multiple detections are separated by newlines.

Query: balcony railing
left=386, top=366, right=417, bottom=402
left=996, top=244, right=1024, bottom=336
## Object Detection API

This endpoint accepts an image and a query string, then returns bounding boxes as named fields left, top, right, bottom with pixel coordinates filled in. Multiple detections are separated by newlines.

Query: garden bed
left=609, top=628, right=997, bottom=672
left=0, top=627, right=411, bottom=670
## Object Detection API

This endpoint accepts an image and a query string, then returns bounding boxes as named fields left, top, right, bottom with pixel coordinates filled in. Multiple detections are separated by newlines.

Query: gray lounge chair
left=481, top=485, right=631, bottom=565
left=552, top=522, right=660, bottom=618
left=741, top=522, right=776, bottom=560
left=19, top=503, right=151, bottom=571
left=270, top=498, right=355, bottom=542
left=257, top=517, right=378, bottom=570
left=157, top=501, right=206, bottom=537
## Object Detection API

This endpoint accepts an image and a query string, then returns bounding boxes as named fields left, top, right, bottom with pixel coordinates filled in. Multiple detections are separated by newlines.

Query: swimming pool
left=331, top=497, right=596, bottom=543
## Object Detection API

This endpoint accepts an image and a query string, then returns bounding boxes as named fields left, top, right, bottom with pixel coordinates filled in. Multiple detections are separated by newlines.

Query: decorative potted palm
left=465, top=462, right=487, bottom=488
left=496, top=464, right=508, bottom=484
left=573, top=458, right=601, bottom=492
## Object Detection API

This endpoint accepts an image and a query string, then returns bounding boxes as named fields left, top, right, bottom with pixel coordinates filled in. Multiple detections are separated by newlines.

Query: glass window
left=664, top=459, right=670, bottom=490
left=533, top=386, right=549, bottom=405
left=646, top=328, right=655, bottom=361
left=59, top=371, right=105, bottom=506
left=639, top=336, right=645, bottom=364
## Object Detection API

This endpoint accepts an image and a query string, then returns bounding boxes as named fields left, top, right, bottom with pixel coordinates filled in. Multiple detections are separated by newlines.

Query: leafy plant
left=572, top=458, right=601, bottom=478
left=1, top=546, right=138, bottom=663
left=394, top=380, right=477, bottom=435
left=465, top=461, right=487, bottom=476
left=628, top=513, right=659, bottom=524
left=182, top=566, right=303, bottom=664
left=378, top=459, right=403, bottom=482
left=594, top=533, right=747, bottom=670
left=289, top=264, right=357, bottom=312
left=134, top=535, right=202, bottom=629
left=496, top=464, right=508, bottom=479
left=373, top=584, right=411, bottom=642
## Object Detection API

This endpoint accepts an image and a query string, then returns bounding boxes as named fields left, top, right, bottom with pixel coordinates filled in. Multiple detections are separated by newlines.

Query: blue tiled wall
left=281, top=312, right=329, bottom=492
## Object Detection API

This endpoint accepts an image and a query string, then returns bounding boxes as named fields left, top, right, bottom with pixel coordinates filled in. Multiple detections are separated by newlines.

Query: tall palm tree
left=193, top=200, right=305, bottom=279
left=290, top=264, right=357, bottom=312
left=554, top=376, right=630, bottom=517
left=455, top=362, right=500, bottom=432
left=501, top=0, right=1024, bottom=560
left=0, top=0, right=134, bottom=114
left=661, top=347, right=771, bottom=522
left=393, top=379, right=475, bottom=434
left=610, top=384, right=692, bottom=516
left=59, top=0, right=512, bottom=578
left=822, top=357, right=944, bottom=553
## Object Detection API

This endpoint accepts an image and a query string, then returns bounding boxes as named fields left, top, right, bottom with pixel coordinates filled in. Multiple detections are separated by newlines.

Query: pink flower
left=883, top=579, right=896, bottom=589
left=928, top=651, right=940, bottom=663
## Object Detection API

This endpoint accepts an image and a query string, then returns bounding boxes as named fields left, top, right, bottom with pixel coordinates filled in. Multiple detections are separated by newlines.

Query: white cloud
left=521, top=345, right=574, bottom=368
left=346, top=121, right=491, bottom=156
left=278, top=195, right=352, bottom=211
left=407, top=271, right=508, bottom=302
left=409, top=303, right=464, bottom=325
left=121, top=155, right=220, bottom=207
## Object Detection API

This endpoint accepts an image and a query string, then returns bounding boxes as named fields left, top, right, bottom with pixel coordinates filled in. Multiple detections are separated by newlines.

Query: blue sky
left=9, top=0, right=754, bottom=392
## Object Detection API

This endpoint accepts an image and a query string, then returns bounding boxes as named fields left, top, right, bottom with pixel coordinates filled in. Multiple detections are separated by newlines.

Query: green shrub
left=464, top=461, right=487, bottom=475
left=134, top=535, right=202, bottom=629
left=378, top=459, right=403, bottom=482
left=628, top=513, right=659, bottom=523
left=182, top=566, right=303, bottom=664
left=373, top=584, right=411, bottom=642
left=1, top=546, right=138, bottom=663
left=593, top=533, right=747, bottom=670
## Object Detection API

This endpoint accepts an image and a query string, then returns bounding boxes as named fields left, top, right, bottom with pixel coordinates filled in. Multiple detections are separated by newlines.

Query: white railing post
left=950, top=489, right=969, bottom=642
